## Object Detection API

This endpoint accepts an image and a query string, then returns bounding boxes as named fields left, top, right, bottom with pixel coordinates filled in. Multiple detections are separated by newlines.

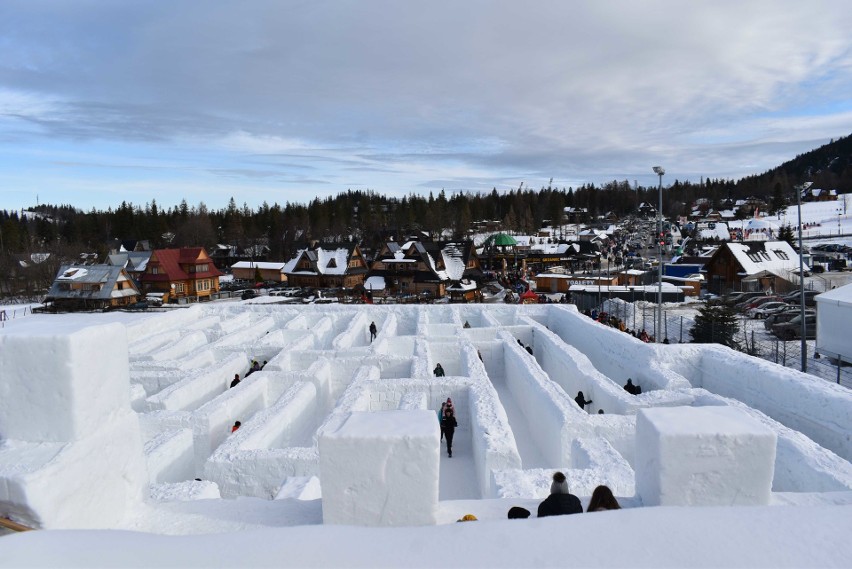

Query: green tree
left=690, top=304, right=740, bottom=348
left=777, top=224, right=795, bottom=246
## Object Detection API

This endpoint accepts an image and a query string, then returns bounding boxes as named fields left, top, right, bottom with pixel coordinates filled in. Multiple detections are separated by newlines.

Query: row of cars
left=721, top=290, right=818, bottom=340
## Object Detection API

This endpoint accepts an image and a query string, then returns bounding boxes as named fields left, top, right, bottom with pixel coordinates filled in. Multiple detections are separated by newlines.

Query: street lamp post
left=797, top=182, right=812, bottom=372
left=653, top=166, right=665, bottom=343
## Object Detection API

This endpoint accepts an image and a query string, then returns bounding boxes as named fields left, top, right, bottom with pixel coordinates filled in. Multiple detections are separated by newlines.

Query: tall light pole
left=796, top=181, right=812, bottom=372
left=653, top=166, right=665, bottom=343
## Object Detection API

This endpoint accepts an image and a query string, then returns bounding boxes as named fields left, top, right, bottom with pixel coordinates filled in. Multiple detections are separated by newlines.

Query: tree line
left=3, top=130, right=851, bottom=298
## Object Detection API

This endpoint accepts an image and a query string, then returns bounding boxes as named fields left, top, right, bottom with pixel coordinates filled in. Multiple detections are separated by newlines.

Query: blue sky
left=1, top=0, right=851, bottom=212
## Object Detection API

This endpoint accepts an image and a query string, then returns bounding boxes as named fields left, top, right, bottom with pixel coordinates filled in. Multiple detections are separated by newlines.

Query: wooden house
left=139, top=247, right=223, bottom=302
left=702, top=241, right=803, bottom=294
left=282, top=243, right=368, bottom=289
left=45, top=264, right=141, bottom=310
left=230, top=261, right=288, bottom=283
left=368, top=240, right=482, bottom=299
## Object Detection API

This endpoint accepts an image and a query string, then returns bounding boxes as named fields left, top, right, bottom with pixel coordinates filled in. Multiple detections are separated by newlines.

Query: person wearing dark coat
left=230, top=374, right=241, bottom=388
left=624, top=378, right=637, bottom=395
left=537, top=471, right=583, bottom=517
left=433, top=363, right=445, bottom=377
left=441, top=407, right=458, bottom=457
left=575, top=390, right=592, bottom=410
left=369, top=321, right=377, bottom=342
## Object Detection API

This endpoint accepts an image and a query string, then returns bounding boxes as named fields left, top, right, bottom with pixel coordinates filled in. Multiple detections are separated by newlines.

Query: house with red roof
left=139, top=247, right=223, bottom=302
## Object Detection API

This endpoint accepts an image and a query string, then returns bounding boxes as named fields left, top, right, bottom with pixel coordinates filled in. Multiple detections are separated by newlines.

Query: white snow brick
left=0, top=322, right=132, bottom=443
left=635, top=406, right=776, bottom=506
left=319, top=410, right=439, bottom=526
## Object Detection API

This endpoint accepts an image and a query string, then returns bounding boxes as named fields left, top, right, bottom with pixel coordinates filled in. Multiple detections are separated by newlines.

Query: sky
left=1, top=0, right=852, bottom=213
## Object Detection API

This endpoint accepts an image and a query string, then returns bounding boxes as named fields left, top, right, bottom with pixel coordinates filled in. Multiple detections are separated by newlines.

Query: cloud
left=1, top=0, right=851, bottom=209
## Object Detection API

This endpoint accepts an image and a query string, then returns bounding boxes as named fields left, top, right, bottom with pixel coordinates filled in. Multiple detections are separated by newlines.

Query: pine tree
left=777, top=224, right=795, bottom=246
left=690, top=304, right=740, bottom=348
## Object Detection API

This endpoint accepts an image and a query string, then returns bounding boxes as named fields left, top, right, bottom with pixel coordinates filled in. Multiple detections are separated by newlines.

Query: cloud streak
left=0, top=0, right=851, bottom=210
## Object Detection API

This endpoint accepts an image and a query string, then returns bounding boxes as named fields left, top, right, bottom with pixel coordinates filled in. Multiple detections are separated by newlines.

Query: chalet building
left=139, top=247, right=222, bottom=302
left=230, top=261, right=288, bottom=283
left=562, top=206, right=589, bottom=222
left=45, top=264, right=141, bottom=310
left=702, top=241, right=804, bottom=294
left=802, top=187, right=838, bottom=202
left=368, top=240, right=482, bottom=300
left=283, top=243, right=368, bottom=289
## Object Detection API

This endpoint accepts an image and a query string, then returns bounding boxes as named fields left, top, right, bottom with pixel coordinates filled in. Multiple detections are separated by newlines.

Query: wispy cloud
left=0, top=0, right=851, bottom=210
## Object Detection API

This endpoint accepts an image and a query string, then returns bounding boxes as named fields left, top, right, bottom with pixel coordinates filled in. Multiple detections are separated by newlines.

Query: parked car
left=764, top=308, right=815, bottom=330
left=723, top=291, right=764, bottom=306
left=736, top=295, right=782, bottom=312
left=772, top=314, right=817, bottom=340
left=240, top=289, right=257, bottom=300
left=746, top=301, right=788, bottom=319
left=782, top=290, right=820, bottom=307
left=144, top=293, right=164, bottom=307
left=126, top=300, right=148, bottom=311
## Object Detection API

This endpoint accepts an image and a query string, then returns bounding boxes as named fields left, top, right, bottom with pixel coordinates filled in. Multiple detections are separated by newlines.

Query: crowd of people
left=583, top=308, right=669, bottom=343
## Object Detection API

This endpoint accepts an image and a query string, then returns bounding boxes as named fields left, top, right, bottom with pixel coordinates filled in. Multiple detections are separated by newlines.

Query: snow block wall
left=0, top=323, right=146, bottom=528
left=0, top=322, right=134, bottom=442
left=319, top=410, right=440, bottom=526
left=635, top=406, right=776, bottom=506
left=693, top=345, right=852, bottom=462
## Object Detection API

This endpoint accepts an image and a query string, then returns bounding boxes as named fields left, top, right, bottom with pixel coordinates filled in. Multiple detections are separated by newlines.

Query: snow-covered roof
left=283, top=247, right=353, bottom=276
left=447, top=280, right=477, bottom=291
left=745, top=219, right=779, bottom=230
left=726, top=241, right=802, bottom=277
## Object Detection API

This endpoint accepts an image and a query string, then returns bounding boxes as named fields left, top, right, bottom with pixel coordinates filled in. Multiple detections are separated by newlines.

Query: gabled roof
left=108, top=252, right=152, bottom=272
left=46, top=264, right=139, bottom=301
left=283, top=244, right=361, bottom=276
left=721, top=241, right=802, bottom=277
left=141, top=248, right=222, bottom=282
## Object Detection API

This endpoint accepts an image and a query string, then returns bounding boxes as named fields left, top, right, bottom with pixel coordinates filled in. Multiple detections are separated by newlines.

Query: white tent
left=815, top=283, right=852, bottom=364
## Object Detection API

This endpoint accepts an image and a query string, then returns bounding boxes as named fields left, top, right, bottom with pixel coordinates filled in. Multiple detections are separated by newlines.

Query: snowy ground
left=2, top=299, right=852, bottom=567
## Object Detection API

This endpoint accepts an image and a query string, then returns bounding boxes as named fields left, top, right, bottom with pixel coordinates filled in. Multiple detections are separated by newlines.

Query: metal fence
left=741, top=329, right=851, bottom=388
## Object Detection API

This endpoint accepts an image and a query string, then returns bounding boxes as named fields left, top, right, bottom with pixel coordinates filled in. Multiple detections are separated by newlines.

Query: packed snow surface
left=1, top=303, right=851, bottom=567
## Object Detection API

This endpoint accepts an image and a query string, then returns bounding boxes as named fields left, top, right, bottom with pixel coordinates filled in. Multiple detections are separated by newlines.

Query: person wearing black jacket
left=575, top=391, right=592, bottom=411
left=441, top=407, right=458, bottom=457
left=537, top=471, right=583, bottom=517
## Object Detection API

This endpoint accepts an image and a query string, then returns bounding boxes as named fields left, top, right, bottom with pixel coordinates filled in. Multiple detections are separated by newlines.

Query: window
left=773, top=250, right=788, bottom=260
left=747, top=253, right=761, bottom=263
left=189, top=264, right=208, bottom=274
left=175, top=282, right=185, bottom=293
left=197, top=279, right=210, bottom=292
left=150, top=265, right=160, bottom=275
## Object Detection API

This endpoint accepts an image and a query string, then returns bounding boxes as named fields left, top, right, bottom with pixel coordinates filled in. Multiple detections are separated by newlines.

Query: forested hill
left=735, top=133, right=852, bottom=197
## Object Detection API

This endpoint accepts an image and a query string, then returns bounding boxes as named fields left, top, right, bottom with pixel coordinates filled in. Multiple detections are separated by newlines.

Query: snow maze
left=1, top=303, right=851, bottom=528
